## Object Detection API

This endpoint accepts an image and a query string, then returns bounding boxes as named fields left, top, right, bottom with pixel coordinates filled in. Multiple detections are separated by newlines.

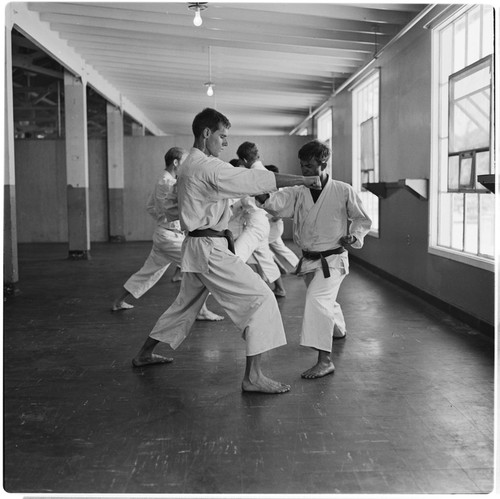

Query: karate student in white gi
left=112, top=147, right=222, bottom=321
left=256, top=140, right=372, bottom=380
left=132, top=108, right=321, bottom=394
left=235, top=142, right=287, bottom=296
left=264, top=164, right=300, bottom=273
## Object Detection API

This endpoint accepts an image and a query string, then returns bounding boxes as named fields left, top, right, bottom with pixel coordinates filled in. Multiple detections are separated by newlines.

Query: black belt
left=295, top=247, right=345, bottom=278
left=188, top=228, right=235, bottom=254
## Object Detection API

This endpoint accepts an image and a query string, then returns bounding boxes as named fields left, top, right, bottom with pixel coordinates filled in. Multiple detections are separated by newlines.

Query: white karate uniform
left=261, top=178, right=372, bottom=352
left=240, top=160, right=281, bottom=282
left=230, top=196, right=281, bottom=283
left=268, top=217, right=300, bottom=272
left=251, top=161, right=299, bottom=272
left=123, top=170, right=183, bottom=299
left=149, top=148, right=285, bottom=356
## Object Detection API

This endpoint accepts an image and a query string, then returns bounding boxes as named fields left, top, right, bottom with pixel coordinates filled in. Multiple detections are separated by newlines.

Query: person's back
left=146, top=170, right=180, bottom=231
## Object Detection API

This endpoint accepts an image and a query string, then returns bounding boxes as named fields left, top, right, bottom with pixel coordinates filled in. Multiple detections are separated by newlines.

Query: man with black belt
left=132, top=108, right=321, bottom=394
left=256, top=140, right=372, bottom=379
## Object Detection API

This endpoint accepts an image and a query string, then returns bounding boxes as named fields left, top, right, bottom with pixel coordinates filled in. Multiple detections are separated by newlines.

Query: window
left=430, top=5, right=494, bottom=269
left=352, top=70, right=380, bottom=235
left=316, top=109, right=332, bottom=177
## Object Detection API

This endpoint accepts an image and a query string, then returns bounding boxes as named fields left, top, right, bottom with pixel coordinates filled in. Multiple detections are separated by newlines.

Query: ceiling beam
left=214, top=3, right=415, bottom=24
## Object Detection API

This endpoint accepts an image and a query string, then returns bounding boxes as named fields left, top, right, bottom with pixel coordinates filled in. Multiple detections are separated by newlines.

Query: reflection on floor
left=3, top=242, right=494, bottom=494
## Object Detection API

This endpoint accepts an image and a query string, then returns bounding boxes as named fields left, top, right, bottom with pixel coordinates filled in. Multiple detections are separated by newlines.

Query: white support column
left=64, top=70, right=91, bottom=259
left=106, top=103, right=126, bottom=242
left=4, top=24, right=19, bottom=294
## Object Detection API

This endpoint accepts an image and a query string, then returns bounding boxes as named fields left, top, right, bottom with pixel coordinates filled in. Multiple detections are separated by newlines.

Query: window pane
left=449, top=61, right=491, bottom=152
left=353, top=72, right=379, bottom=234
left=459, top=155, right=473, bottom=189
left=467, top=7, right=481, bottom=64
left=451, top=193, right=464, bottom=250
left=475, top=151, right=490, bottom=188
left=464, top=193, right=478, bottom=253
left=360, top=191, right=378, bottom=233
left=448, top=155, right=459, bottom=190
left=438, top=193, right=452, bottom=247
left=439, top=141, right=449, bottom=190
left=440, top=25, right=454, bottom=83
left=482, top=5, right=494, bottom=58
left=453, top=16, right=466, bottom=71
left=439, top=84, right=449, bottom=138
left=479, top=193, right=495, bottom=256
left=360, top=118, right=375, bottom=171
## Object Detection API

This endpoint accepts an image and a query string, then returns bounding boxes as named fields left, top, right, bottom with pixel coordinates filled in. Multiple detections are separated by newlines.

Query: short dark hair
left=236, top=141, right=259, bottom=163
left=229, top=158, right=241, bottom=167
left=298, top=140, right=330, bottom=165
left=192, top=108, right=231, bottom=138
left=164, top=147, right=187, bottom=168
left=265, top=164, right=279, bottom=173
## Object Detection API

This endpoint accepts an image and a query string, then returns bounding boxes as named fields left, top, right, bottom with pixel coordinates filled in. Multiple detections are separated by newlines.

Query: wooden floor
left=3, top=242, right=495, bottom=494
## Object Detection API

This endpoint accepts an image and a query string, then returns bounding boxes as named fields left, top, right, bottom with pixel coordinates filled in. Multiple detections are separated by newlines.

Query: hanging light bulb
left=204, top=46, right=214, bottom=97
left=188, top=3, right=207, bottom=27
left=205, top=82, right=214, bottom=96
left=193, top=7, right=202, bottom=26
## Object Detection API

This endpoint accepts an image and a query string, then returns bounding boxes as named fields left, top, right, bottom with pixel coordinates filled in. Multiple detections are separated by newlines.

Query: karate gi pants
left=234, top=226, right=281, bottom=284
left=124, top=226, right=184, bottom=299
left=300, top=267, right=347, bottom=353
left=268, top=219, right=299, bottom=272
left=149, top=245, right=287, bottom=356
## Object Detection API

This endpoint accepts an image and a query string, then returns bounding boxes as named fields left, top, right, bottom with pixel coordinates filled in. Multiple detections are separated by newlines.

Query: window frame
left=429, top=5, right=494, bottom=273
left=351, top=69, right=380, bottom=238
left=316, top=108, right=333, bottom=177
left=447, top=55, right=492, bottom=193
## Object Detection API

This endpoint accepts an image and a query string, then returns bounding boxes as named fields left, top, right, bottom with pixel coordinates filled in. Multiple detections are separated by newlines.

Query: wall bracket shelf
left=477, top=174, right=495, bottom=193
left=363, top=179, right=428, bottom=200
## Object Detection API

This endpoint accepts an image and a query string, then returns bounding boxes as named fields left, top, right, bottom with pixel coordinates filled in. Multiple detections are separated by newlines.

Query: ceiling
left=11, top=2, right=429, bottom=137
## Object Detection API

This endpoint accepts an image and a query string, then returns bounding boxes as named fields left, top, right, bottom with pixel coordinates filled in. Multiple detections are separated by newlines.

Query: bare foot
left=301, top=361, right=335, bottom=379
left=242, top=375, right=291, bottom=394
left=196, top=309, right=224, bottom=321
left=132, top=354, right=173, bottom=367
left=112, top=301, right=134, bottom=312
left=274, top=288, right=286, bottom=297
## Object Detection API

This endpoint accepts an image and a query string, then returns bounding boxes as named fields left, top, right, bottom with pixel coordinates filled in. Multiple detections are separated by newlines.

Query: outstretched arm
left=274, top=173, right=321, bottom=189
left=256, top=173, right=319, bottom=206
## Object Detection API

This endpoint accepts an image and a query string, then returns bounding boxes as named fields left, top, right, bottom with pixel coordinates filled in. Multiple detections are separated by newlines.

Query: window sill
left=428, top=245, right=494, bottom=272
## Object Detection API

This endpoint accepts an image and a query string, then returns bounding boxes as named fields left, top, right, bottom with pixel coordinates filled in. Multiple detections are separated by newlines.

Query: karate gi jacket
left=261, top=178, right=372, bottom=275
